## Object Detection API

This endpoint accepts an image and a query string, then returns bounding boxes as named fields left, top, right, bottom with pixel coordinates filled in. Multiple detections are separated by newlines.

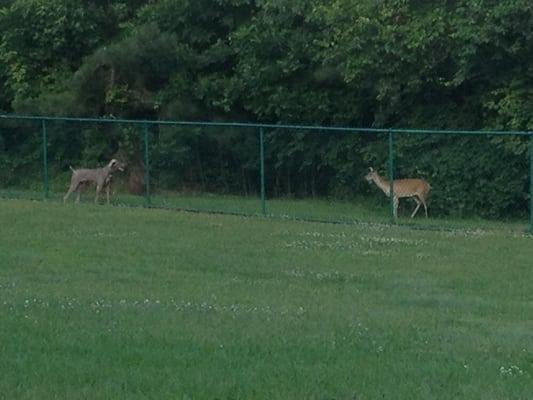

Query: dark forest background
left=1, top=0, right=533, bottom=217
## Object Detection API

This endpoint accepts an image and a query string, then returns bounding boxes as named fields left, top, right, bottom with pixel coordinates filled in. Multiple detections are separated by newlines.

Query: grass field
left=1, top=188, right=529, bottom=232
left=0, top=199, right=532, bottom=399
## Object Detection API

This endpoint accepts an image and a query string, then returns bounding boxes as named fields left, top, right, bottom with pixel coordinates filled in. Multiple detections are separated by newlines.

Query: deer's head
left=364, top=167, right=378, bottom=183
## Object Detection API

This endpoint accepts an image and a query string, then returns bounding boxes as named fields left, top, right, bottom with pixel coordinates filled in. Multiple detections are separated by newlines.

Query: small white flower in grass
left=500, top=365, right=524, bottom=376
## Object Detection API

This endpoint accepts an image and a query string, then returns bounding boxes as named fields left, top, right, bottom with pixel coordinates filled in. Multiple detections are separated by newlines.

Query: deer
left=364, top=167, right=430, bottom=218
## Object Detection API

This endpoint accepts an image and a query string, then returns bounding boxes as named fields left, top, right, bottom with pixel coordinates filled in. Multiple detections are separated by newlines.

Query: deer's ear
left=368, top=167, right=374, bottom=172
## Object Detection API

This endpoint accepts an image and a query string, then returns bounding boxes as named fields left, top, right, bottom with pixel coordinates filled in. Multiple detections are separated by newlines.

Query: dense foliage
left=2, top=0, right=533, bottom=217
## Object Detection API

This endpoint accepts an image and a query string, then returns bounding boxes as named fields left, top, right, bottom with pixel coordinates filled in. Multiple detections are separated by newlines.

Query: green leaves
left=2, top=0, right=533, bottom=215
left=0, top=0, right=104, bottom=101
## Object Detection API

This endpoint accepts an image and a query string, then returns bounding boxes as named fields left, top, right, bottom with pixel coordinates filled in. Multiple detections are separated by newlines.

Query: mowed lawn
left=0, top=200, right=532, bottom=399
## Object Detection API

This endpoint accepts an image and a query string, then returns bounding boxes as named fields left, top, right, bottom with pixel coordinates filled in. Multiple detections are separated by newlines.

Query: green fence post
left=530, top=133, right=533, bottom=233
left=388, top=129, right=395, bottom=223
left=259, top=127, right=266, bottom=216
left=41, top=119, right=49, bottom=199
left=143, top=123, right=151, bottom=207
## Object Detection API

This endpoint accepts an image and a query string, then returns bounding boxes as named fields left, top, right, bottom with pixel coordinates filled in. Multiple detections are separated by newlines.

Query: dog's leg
left=63, top=188, right=73, bottom=203
left=95, top=184, right=101, bottom=204
left=64, top=179, right=79, bottom=203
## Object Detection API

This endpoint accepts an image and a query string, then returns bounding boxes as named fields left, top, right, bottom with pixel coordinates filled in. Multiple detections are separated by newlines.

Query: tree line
left=1, top=0, right=533, bottom=217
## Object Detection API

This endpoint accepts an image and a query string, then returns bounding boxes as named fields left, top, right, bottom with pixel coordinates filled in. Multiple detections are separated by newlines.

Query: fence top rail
left=1, top=113, right=531, bottom=136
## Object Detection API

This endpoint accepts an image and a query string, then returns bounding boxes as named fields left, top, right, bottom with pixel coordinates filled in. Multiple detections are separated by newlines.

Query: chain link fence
left=1, top=114, right=532, bottom=232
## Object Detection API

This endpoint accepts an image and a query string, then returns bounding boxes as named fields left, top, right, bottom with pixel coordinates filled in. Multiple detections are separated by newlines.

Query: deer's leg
left=106, top=184, right=110, bottom=205
left=393, top=196, right=399, bottom=219
left=411, top=198, right=422, bottom=218
left=421, top=197, right=428, bottom=218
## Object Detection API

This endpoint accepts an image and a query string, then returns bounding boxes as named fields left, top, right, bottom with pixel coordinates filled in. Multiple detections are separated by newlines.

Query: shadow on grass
left=0, top=188, right=528, bottom=234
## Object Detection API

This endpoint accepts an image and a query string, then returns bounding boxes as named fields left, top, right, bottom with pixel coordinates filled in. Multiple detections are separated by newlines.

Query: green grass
left=0, top=187, right=528, bottom=232
left=1, top=199, right=532, bottom=399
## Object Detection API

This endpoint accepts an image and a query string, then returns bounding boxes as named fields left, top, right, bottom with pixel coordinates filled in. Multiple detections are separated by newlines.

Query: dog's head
left=108, top=159, right=126, bottom=172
